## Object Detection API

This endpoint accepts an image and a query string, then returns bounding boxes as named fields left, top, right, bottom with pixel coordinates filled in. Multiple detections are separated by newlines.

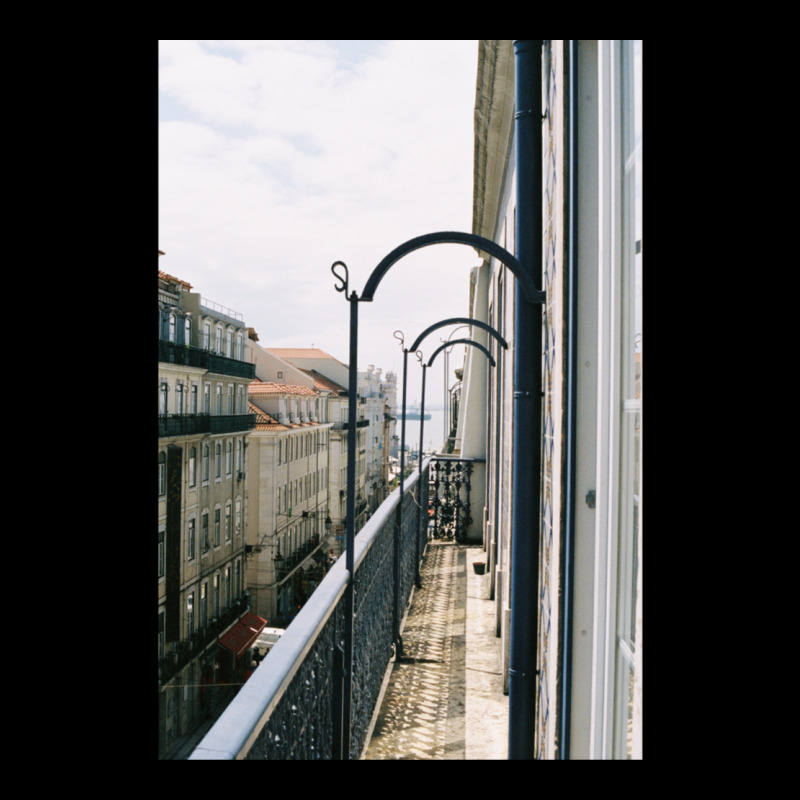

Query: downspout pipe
left=508, top=39, right=544, bottom=760
left=558, top=38, right=578, bottom=759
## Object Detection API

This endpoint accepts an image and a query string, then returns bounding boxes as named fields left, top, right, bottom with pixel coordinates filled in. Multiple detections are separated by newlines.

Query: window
left=235, top=498, right=242, bottom=537
left=191, top=384, right=198, bottom=414
left=236, top=331, right=244, bottom=360
left=236, top=439, right=243, bottom=473
left=158, top=452, right=166, bottom=496
left=159, top=383, right=168, bottom=415
left=204, top=383, right=211, bottom=414
left=175, top=382, right=185, bottom=415
left=200, top=582, right=208, bottom=628
left=189, top=446, right=197, bottom=488
left=226, top=329, right=233, bottom=358
left=212, top=574, right=220, bottom=618
left=224, top=565, right=231, bottom=609
left=225, top=502, right=232, bottom=542
left=158, top=609, right=165, bottom=661
left=216, top=384, right=223, bottom=415
left=184, top=317, right=191, bottom=347
left=234, top=559, right=241, bottom=599
left=228, top=384, right=235, bottom=415
left=168, top=313, right=176, bottom=343
left=186, top=591, right=194, bottom=637
left=612, top=39, right=642, bottom=761
left=203, top=321, right=211, bottom=350
left=187, top=518, right=196, bottom=561
left=226, top=440, right=233, bottom=475
left=216, top=324, right=223, bottom=355
left=215, top=443, right=222, bottom=479
left=202, top=445, right=210, bottom=483
left=214, top=507, right=221, bottom=547
left=202, top=511, right=209, bottom=553
left=158, top=528, right=165, bottom=578
left=237, top=385, right=244, bottom=415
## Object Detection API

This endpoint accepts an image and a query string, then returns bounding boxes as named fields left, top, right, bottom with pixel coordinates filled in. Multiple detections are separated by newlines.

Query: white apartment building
left=266, top=349, right=396, bottom=531
left=244, top=340, right=335, bottom=623
left=158, top=263, right=259, bottom=759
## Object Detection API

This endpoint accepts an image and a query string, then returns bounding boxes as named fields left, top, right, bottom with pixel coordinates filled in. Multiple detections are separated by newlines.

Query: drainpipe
left=508, top=39, right=543, bottom=760
left=558, top=39, right=578, bottom=759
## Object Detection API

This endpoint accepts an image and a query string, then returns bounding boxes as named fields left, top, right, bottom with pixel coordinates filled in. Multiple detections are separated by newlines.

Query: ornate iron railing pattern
left=190, top=461, right=430, bottom=760
left=428, top=457, right=477, bottom=543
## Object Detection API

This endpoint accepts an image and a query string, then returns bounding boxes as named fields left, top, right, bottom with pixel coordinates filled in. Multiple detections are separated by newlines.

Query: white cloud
left=159, top=40, right=479, bottom=417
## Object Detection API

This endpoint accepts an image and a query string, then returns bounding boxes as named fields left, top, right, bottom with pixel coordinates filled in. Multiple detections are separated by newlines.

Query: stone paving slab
left=363, top=542, right=508, bottom=760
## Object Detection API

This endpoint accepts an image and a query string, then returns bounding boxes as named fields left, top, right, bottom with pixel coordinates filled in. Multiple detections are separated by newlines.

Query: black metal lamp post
left=331, top=231, right=543, bottom=760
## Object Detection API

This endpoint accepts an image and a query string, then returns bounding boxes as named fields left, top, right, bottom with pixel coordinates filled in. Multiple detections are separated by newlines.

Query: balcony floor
left=363, top=541, right=508, bottom=760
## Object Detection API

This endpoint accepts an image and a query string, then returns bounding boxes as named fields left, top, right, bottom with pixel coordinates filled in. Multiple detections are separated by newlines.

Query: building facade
left=158, top=263, right=258, bottom=759
left=457, top=40, right=642, bottom=759
left=267, top=349, right=397, bottom=533
left=244, top=339, right=335, bottom=623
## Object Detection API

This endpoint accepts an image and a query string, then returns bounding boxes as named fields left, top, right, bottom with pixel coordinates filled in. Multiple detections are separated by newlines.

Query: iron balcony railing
left=158, top=339, right=256, bottom=380
left=158, top=413, right=256, bottom=438
left=190, top=459, right=430, bottom=760
left=427, top=457, right=482, bottom=543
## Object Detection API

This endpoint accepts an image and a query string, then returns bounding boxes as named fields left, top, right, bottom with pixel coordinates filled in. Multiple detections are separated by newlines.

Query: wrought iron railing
left=189, top=459, right=430, bottom=760
left=427, top=456, right=481, bottom=543
left=158, top=413, right=256, bottom=438
left=158, top=338, right=256, bottom=380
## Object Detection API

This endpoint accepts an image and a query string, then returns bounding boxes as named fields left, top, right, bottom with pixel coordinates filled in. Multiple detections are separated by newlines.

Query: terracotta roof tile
left=248, top=402, right=289, bottom=431
left=267, top=348, right=347, bottom=366
left=158, top=270, right=193, bottom=290
left=248, top=381, right=317, bottom=397
left=298, top=368, right=347, bottom=395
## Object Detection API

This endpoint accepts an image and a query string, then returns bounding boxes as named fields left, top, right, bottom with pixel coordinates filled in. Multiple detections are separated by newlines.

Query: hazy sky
left=159, top=40, right=481, bottom=412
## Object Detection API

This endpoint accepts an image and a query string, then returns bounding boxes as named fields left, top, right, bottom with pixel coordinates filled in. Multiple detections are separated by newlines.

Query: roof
left=248, top=379, right=317, bottom=397
left=248, top=402, right=290, bottom=431
left=267, top=348, right=347, bottom=367
left=158, top=270, right=193, bottom=290
left=299, top=368, right=347, bottom=395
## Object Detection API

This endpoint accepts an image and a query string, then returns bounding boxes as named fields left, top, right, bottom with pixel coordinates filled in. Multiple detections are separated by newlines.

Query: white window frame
left=158, top=527, right=166, bottom=579
left=189, top=446, right=197, bottom=488
left=586, top=39, right=642, bottom=761
left=158, top=451, right=166, bottom=497
left=187, top=516, right=196, bottom=562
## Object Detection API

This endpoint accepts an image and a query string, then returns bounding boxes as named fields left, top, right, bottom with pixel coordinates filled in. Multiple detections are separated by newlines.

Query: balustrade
left=190, top=460, right=430, bottom=760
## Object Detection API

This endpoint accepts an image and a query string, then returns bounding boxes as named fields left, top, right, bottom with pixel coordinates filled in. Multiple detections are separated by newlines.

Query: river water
left=399, top=406, right=448, bottom=455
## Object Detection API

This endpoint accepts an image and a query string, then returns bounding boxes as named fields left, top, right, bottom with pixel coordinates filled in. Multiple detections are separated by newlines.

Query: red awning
left=217, top=612, right=267, bottom=657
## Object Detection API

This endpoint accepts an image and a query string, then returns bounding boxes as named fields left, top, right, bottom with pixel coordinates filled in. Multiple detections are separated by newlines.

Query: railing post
left=415, top=363, right=427, bottom=586
left=341, top=290, right=359, bottom=760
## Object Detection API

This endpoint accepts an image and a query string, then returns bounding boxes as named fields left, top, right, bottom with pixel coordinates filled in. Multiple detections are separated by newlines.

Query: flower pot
left=473, top=562, right=486, bottom=575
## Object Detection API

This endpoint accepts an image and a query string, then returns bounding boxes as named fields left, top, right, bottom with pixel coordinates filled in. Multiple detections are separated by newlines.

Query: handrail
left=190, top=461, right=430, bottom=760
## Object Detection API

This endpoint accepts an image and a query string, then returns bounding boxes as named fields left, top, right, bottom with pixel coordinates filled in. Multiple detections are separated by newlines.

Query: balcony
left=188, top=457, right=507, bottom=760
left=158, top=413, right=256, bottom=438
left=158, top=338, right=256, bottom=380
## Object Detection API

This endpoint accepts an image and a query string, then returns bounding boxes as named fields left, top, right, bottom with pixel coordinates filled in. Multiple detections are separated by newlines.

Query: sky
left=159, top=40, right=481, bottom=419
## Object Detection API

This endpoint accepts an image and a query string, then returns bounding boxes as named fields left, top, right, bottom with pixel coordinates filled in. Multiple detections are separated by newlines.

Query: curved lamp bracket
left=427, top=338, right=496, bottom=368
left=357, top=231, right=545, bottom=304
left=409, top=316, right=509, bottom=354
left=331, top=261, right=354, bottom=299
